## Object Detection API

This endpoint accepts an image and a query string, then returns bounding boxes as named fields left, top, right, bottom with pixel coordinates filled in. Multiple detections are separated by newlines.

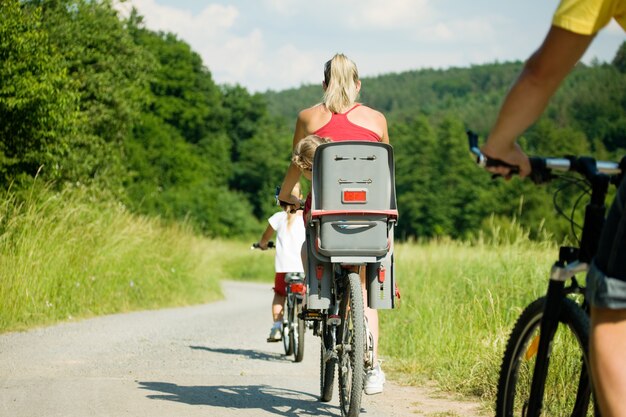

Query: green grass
left=380, top=238, right=555, bottom=406
left=1, top=184, right=575, bottom=414
left=0, top=185, right=230, bottom=332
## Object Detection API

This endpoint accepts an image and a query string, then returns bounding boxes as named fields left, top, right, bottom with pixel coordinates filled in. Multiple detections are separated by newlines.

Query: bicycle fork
left=526, top=249, right=591, bottom=417
left=526, top=277, right=564, bottom=417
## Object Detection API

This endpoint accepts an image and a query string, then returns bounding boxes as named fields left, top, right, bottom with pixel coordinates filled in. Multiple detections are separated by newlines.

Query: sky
left=115, top=0, right=626, bottom=93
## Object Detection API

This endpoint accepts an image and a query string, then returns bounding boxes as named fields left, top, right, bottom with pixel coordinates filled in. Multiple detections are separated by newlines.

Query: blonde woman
left=278, top=53, right=390, bottom=395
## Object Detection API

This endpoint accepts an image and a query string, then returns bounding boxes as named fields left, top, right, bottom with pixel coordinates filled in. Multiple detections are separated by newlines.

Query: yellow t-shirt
left=553, top=0, right=626, bottom=34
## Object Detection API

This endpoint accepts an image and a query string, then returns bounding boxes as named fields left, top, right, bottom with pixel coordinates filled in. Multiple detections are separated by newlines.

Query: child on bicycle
left=256, top=183, right=306, bottom=342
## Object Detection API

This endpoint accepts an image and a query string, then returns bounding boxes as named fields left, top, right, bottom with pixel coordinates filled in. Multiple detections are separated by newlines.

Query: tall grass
left=380, top=235, right=555, bottom=405
left=1, top=184, right=571, bottom=412
left=0, top=184, right=230, bottom=332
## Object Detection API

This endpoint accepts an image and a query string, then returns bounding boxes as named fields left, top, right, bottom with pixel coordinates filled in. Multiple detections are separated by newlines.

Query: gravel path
left=0, top=281, right=485, bottom=417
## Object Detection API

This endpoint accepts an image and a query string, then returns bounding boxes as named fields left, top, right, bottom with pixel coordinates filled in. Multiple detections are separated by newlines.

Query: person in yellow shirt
left=481, top=1, right=626, bottom=416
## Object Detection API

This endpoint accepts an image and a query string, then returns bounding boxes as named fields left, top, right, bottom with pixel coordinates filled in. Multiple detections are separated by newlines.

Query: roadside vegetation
left=0, top=183, right=226, bottom=332
left=2, top=1, right=624, bottom=414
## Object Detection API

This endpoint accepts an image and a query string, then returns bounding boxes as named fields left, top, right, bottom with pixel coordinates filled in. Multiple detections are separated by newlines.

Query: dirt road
left=0, top=281, right=485, bottom=417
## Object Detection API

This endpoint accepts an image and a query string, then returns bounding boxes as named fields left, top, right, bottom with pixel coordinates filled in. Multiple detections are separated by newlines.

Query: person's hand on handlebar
left=481, top=138, right=532, bottom=179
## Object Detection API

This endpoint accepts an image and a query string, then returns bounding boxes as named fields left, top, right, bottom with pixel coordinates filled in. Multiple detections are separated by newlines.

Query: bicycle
left=251, top=240, right=306, bottom=361
left=283, top=271, right=307, bottom=362
left=302, top=141, right=398, bottom=417
left=467, top=131, right=625, bottom=417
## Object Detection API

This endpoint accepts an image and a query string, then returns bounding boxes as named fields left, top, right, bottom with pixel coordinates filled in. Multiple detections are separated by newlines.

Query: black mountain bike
left=468, top=131, right=625, bottom=417
left=308, top=266, right=367, bottom=417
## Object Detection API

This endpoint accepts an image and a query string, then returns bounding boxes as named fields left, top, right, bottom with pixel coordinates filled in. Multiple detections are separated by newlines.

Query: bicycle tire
left=320, top=322, right=335, bottom=402
left=495, top=296, right=595, bottom=417
left=338, top=272, right=365, bottom=417
left=283, top=296, right=294, bottom=356
left=294, top=301, right=305, bottom=363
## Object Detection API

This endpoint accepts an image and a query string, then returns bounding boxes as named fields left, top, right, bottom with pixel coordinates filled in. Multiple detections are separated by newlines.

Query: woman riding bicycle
left=277, top=52, right=390, bottom=395
left=480, top=1, right=626, bottom=415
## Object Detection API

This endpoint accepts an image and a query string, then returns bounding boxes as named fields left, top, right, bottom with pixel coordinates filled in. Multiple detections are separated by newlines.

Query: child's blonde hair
left=292, top=135, right=332, bottom=172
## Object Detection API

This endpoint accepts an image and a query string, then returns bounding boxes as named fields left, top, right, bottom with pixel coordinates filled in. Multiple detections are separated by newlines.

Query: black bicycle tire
left=495, top=296, right=594, bottom=417
left=320, top=322, right=336, bottom=402
left=283, top=296, right=294, bottom=356
left=338, top=272, right=365, bottom=417
left=294, top=301, right=305, bottom=363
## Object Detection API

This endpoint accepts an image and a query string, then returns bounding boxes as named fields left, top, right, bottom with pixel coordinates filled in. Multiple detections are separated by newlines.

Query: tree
left=30, top=0, right=153, bottom=189
left=613, top=41, right=626, bottom=73
left=0, top=0, right=78, bottom=185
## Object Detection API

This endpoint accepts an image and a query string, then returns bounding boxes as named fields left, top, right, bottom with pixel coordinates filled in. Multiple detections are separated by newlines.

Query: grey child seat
left=305, top=141, right=398, bottom=310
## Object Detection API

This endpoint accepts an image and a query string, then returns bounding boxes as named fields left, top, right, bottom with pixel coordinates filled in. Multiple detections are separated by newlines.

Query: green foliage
left=2, top=1, right=624, bottom=240
left=0, top=0, right=78, bottom=185
left=613, top=41, right=626, bottom=73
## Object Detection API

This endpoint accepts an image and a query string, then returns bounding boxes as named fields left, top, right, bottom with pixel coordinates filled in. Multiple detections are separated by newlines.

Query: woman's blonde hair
left=292, top=135, right=332, bottom=172
left=322, top=53, right=359, bottom=113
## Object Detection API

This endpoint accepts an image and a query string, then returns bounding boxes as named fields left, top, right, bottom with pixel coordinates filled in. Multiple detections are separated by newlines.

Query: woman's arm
left=380, top=114, right=390, bottom=144
left=278, top=113, right=308, bottom=206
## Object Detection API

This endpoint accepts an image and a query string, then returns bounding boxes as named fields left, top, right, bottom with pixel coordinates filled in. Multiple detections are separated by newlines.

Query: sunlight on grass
left=0, top=185, right=228, bottom=332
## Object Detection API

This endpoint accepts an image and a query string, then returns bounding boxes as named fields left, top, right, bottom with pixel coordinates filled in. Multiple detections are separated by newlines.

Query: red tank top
left=313, top=104, right=381, bottom=142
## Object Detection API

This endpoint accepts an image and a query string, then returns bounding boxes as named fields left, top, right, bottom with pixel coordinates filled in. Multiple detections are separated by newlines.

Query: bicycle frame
left=516, top=161, right=611, bottom=417
left=468, top=130, right=625, bottom=417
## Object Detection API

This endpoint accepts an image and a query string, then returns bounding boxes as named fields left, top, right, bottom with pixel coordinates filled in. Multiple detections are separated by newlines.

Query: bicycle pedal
left=301, top=310, right=323, bottom=321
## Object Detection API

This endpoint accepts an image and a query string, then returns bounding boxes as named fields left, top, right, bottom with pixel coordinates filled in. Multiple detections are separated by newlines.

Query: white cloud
left=348, top=0, right=433, bottom=29
left=115, top=0, right=623, bottom=92
left=413, top=15, right=499, bottom=43
left=263, top=0, right=298, bottom=16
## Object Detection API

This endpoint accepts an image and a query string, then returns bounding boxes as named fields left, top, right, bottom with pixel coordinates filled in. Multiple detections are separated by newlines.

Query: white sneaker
left=364, top=363, right=385, bottom=395
left=267, top=325, right=282, bottom=342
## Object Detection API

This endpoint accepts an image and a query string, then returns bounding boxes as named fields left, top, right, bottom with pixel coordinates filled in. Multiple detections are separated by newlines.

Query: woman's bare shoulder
left=359, top=104, right=386, bottom=120
left=297, top=103, right=330, bottom=133
left=298, top=103, right=326, bottom=118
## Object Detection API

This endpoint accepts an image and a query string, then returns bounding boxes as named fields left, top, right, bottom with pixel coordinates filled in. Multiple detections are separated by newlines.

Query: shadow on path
left=138, top=381, right=337, bottom=417
left=189, top=345, right=290, bottom=363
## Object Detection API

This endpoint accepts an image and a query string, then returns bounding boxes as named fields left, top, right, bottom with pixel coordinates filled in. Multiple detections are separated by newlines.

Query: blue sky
left=116, top=0, right=625, bottom=93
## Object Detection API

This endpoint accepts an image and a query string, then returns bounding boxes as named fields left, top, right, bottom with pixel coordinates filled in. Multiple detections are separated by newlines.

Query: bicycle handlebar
left=251, top=241, right=275, bottom=250
left=467, top=130, right=624, bottom=185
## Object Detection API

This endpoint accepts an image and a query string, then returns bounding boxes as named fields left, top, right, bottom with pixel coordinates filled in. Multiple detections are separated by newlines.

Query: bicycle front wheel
left=496, top=296, right=594, bottom=417
left=338, top=272, right=365, bottom=417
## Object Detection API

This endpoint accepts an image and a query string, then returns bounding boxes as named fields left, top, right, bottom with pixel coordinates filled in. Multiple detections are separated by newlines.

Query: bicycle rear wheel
left=338, top=272, right=365, bottom=417
left=294, top=301, right=305, bottom=363
left=496, top=296, right=595, bottom=417
left=283, top=296, right=294, bottom=356
left=320, top=321, right=335, bottom=402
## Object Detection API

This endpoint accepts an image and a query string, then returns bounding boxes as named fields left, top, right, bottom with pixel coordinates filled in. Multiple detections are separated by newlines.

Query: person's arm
left=278, top=114, right=308, bottom=207
left=257, top=223, right=275, bottom=250
left=482, top=26, right=594, bottom=177
left=380, top=114, right=390, bottom=144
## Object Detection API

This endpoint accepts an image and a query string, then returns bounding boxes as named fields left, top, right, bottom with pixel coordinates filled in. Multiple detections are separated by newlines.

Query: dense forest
left=2, top=0, right=625, bottom=242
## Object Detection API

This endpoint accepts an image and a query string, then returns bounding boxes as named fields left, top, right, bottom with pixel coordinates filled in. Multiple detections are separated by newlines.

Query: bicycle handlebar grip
left=252, top=241, right=275, bottom=249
